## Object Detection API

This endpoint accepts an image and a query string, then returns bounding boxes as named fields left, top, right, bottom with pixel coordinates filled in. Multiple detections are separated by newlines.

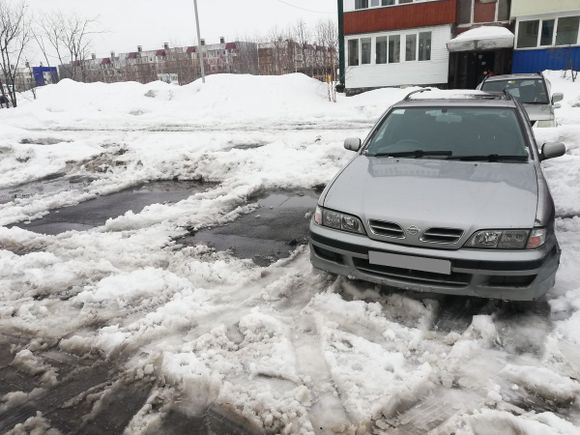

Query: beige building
left=511, top=0, right=580, bottom=18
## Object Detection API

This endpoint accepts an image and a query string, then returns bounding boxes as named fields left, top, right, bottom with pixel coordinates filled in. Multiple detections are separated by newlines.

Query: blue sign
left=31, top=67, right=59, bottom=86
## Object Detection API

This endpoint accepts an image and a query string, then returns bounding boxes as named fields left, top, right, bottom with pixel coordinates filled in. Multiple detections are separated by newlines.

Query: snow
left=448, top=26, right=515, bottom=52
left=0, top=72, right=580, bottom=433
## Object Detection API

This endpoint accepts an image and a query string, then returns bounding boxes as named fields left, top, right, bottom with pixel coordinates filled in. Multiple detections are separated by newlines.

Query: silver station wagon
left=478, top=73, right=564, bottom=128
left=310, top=91, right=566, bottom=301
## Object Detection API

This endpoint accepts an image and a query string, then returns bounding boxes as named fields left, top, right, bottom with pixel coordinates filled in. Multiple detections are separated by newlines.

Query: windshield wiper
left=370, top=150, right=453, bottom=158
left=448, top=154, right=528, bottom=162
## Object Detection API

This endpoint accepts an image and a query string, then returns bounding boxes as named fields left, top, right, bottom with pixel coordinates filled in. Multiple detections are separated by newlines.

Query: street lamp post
left=193, top=0, right=206, bottom=83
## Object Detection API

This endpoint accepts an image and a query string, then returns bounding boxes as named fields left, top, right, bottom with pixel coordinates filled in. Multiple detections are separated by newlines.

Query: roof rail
left=502, top=89, right=513, bottom=100
left=404, top=88, right=432, bottom=101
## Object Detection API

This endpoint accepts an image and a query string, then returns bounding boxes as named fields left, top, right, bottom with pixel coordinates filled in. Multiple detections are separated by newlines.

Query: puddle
left=0, top=173, right=95, bottom=205
left=19, top=138, right=69, bottom=146
left=232, top=143, right=266, bottom=150
left=161, top=405, right=262, bottom=435
left=180, top=189, right=318, bottom=266
left=15, top=181, right=206, bottom=235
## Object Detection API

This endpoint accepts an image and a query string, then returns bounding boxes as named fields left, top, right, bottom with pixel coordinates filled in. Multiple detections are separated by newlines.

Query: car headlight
left=466, top=228, right=546, bottom=249
left=313, top=206, right=365, bottom=235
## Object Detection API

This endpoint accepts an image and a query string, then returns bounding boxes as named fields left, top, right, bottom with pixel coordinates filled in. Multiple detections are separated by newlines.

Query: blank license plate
left=368, top=251, right=451, bottom=275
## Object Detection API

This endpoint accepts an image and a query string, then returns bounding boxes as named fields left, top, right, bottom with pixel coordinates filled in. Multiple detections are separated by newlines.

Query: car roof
left=395, top=90, right=518, bottom=109
left=483, top=73, right=544, bottom=82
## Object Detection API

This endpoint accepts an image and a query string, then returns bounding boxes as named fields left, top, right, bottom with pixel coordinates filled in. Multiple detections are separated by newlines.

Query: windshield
left=366, top=107, right=529, bottom=161
left=481, top=79, right=549, bottom=104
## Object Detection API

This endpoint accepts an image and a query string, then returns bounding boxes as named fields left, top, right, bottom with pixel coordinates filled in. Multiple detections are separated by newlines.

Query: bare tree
left=38, top=12, right=99, bottom=81
left=0, top=0, right=31, bottom=107
left=292, top=20, right=310, bottom=74
left=315, top=19, right=338, bottom=79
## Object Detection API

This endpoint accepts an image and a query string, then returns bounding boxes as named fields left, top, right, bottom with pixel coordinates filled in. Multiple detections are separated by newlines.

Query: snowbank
left=1, top=74, right=410, bottom=131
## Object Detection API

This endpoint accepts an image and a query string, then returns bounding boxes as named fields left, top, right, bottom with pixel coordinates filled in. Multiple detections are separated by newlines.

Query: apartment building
left=258, top=40, right=336, bottom=79
left=340, top=0, right=514, bottom=93
left=60, top=38, right=336, bottom=86
left=61, top=39, right=260, bottom=85
left=511, top=0, right=580, bottom=73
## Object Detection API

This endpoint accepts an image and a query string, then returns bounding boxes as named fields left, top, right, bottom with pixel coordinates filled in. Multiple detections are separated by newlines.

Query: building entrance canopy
left=447, top=26, right=515, bottom=52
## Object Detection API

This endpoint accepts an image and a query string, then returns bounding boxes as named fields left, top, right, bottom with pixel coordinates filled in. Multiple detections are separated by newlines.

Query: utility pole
left=193, top=0, right=206, bottom=83
left=337, top=0, right=345, bottom=92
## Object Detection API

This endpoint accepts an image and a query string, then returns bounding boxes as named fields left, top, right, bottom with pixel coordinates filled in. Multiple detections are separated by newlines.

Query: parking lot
left=1, top=74, right=580, bottom=434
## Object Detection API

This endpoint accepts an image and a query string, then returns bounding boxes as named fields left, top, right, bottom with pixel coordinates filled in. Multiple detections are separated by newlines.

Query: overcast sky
left=27, top=0, right=337, bottom=62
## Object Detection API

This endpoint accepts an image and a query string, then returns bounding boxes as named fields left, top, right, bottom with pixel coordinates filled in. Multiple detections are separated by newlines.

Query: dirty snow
left=0, top=72, right=579, bottom=434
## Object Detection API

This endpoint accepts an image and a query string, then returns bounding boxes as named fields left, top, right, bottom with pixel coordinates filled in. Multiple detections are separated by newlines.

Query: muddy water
left=15, top=181, right=206, bottom=235
left=180, top=189, right=319, bottom=266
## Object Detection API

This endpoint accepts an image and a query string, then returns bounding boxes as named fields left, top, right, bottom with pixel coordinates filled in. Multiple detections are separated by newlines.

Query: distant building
left=258, top=40, right=336, bottom=80
left=13, top=67, right=35, bottom=92
left=60, top=39, right=260, bottom=85
left=511, top=0, right=580, bottom=73
left=59, top=37, right=336, bottom=86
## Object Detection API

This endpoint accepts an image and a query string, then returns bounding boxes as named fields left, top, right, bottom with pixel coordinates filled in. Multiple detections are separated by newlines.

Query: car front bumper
left=310, top=223, right=560, bottom=301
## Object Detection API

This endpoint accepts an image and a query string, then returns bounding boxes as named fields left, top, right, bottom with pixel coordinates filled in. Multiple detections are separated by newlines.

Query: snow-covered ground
left=0, top=72, right=580, bottom=434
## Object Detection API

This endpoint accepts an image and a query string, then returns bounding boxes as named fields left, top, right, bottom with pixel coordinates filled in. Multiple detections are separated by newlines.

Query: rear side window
left=366, top=107, right=529, bottom=159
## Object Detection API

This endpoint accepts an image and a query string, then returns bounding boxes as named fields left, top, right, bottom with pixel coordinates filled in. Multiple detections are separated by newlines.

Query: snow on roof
left=447, top=26, right=514, bottom=52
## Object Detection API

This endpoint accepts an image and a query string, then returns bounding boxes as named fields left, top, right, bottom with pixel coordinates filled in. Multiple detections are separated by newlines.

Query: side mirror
left=552, top=93, right=564, bottom=104
left=541, top=142, right=566, bottom=161
left=344, top=137, right=362, bottom=152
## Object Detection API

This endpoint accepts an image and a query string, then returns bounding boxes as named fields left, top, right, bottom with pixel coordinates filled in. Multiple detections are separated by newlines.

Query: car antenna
left=502, top=89, right=513, bottom=101
left=404, top=88, right=432, bottom=101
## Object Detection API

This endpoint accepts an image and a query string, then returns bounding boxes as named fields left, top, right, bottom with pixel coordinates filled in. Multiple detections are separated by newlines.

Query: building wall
left=511, top=0, right=580, bottom=18
left=345, top=24, right=452, bottom=89
left=456, top=0, right=512, bottom=26
left=344, top=0, right=456, bottom=34
left=513, top=46, right=580, bottom=72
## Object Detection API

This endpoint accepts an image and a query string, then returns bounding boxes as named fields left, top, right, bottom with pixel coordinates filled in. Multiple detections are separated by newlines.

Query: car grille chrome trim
left=368, top=220, right=405, bottom=239
left=421, top=227, right=464, bottom=245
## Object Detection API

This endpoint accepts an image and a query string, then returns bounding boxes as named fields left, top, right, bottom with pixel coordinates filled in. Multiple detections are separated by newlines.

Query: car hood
left=523, top=103, right=553, bottom=121
left=323, top=156, right=539, bottom=234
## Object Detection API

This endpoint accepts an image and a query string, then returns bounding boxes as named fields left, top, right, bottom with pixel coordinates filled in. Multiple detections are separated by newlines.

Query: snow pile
left=1, top=74, right=410, bottom=131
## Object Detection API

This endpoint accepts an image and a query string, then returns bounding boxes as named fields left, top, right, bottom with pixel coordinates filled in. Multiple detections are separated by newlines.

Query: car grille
left=421, top=227, right=464, bottom=245
left=369, top=220, right=405, bottom=239
left=353, top=258, right=471, bottom=288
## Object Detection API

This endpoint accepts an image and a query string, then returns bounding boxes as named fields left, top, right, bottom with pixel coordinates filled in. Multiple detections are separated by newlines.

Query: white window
left=361, top=38, right=372, bottom=64
left=388, top=35, right=400, bottom=63
left=405, top=34, right=417, bottom=61
left=376, top=36, right=388, bottom=64
left=517, top=16, right=580, bottom=49
left=556, top=16, right=580, bottom=46
left=348, top=39, right=359, bottom=65
left=354, top=0, right=421, bottom=9
left=418, top=32, right=431, bottom=61
left=517, top=20, right=539, bottom=48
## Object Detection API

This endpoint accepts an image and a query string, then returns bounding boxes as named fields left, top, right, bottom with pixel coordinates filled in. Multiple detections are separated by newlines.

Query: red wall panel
left=474, top=1, right=496, bottom=23
left=344, top=0, right=457, bottom=35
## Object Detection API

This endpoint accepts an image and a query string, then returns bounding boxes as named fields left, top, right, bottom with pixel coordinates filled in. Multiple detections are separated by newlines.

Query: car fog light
left=527, top=228, right=546, bottom=249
